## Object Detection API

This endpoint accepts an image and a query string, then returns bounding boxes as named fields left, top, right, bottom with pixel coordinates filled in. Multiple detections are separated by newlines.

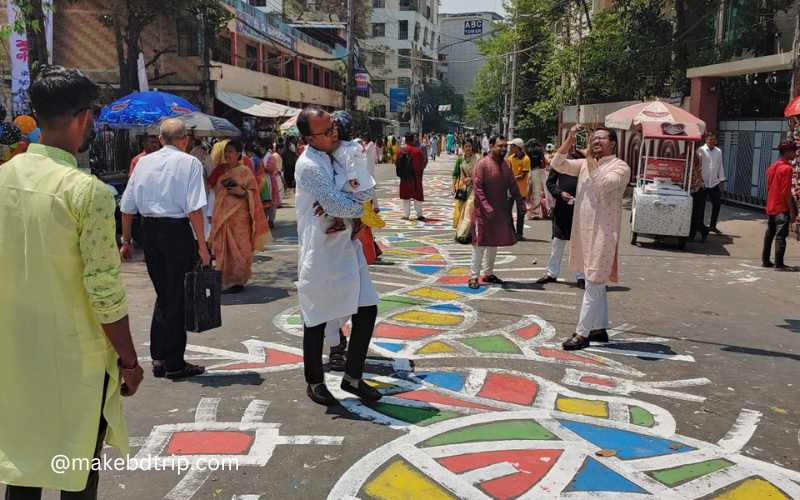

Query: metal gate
left=717, top=119, right=788, bottom=208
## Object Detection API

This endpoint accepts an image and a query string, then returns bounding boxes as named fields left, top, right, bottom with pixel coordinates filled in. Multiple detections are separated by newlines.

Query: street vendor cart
left=605, top=101, right=706, bottom=250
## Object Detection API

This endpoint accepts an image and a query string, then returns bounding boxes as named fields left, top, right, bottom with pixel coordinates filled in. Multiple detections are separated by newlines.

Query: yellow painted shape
left=393, top=310, right=462, bottom=326
left=407, top=287, right=460, bottom=301
left=556, top=397, right=609, bottom=418
left=424, top=254, right=446, bottom=260
left=446, top=266, right=470, bottom=276
left=712, top=478, right=789, bottom=500
left=383, top=249, right=420, bottom=257
left=364, top=460, right=455, bottom=500
left=416, top=341, right=456, bottom=354
left=365, top=379, right=396, bottom=389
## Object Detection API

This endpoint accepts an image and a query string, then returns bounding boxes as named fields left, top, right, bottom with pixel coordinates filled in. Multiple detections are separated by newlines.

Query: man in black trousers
left=120, top=118, right=211, bottom=380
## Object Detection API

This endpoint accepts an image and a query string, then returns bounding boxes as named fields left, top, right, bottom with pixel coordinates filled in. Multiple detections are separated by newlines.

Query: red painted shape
left=437, top=449, right=562, bottom=500
left=394, top=390, right=496, bottom=410
left=536, top=347, right=602, bottom=366
left=515, top=324, right=541, bottom=340
left=220, top=348, right=303, bottom=370
left=167, top=431, right=254, bottom=455
left=374, top=323, right=439, bottom=340
left=436, top=276, right=471, bottom=285
left=478, top=372, right=538, bottom=405
left=413, top=246, right=439, bottom=254
left=580, top=375, right=617, bottom=388
left=265, top=348, right=303, bottom=367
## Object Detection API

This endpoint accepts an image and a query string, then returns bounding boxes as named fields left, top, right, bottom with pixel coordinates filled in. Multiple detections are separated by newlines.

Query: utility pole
left=345, top=0, right=356, bottom=112
left=501, top=54, right=509, bottom=136
left=508, top=18, right=518, bottom=140
left=199, top=10, right=215, bottom=115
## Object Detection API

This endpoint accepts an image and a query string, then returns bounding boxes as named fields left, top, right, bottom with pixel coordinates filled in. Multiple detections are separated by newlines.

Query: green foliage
left=418, top=80, right=465, bottom=132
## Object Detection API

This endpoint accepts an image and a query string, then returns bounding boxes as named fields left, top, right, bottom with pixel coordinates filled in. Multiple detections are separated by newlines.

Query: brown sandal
left=468, top=278, right=480, bottom=289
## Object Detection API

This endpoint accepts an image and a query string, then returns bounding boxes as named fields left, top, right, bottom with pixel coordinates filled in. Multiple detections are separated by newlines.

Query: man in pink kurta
left=551, top=126, right=631, bottom=351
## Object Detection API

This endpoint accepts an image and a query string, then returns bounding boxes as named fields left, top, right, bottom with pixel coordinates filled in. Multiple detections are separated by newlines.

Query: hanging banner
left=7, top=0, right=54, bottom=116
left=389, top=88, right=408, bottom=113
left=355, top=73, right=370, bottom=92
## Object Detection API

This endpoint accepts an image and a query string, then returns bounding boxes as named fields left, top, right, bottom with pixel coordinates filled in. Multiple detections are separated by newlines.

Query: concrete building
left=437, top=11, right=503, bottom=98
left=363, top=0, right=440, bottom=135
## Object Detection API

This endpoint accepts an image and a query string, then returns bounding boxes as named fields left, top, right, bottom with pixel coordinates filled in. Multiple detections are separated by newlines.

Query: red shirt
left=766, top=158, right=794, bottom=215
left=128, top=150, right=147, bottom=177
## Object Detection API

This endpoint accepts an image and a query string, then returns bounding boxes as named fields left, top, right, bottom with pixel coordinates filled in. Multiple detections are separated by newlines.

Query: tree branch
left=145, top=46, right=176, bottom=67
left=148, top=71, right=177, bottom=82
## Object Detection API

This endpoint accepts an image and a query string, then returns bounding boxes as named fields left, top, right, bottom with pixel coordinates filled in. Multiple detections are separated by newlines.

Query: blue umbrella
left=97, top=91, right=199, bottom=129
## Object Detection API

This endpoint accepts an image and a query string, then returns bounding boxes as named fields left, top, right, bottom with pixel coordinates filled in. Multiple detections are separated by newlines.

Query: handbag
left=184, top=262, right=222, bottom=333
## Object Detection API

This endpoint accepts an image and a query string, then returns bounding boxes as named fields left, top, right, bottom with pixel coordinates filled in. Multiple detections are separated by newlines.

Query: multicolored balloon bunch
left=0, top=115, right=40, bottom=162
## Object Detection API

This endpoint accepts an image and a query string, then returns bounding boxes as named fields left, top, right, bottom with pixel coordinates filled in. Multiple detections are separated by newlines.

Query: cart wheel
left=630, top=231, right=638, bottom=245
left=677, top=237, right=687, bottom=250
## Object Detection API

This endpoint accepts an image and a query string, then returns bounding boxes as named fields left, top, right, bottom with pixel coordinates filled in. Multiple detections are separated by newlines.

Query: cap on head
left=510, top=138, right=525, bottom=149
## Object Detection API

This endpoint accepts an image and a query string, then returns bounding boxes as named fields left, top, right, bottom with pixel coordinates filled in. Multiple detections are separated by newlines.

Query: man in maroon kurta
left=468, top=136, right=524, bottom=289
left=398, top=133, right=428, bottom=220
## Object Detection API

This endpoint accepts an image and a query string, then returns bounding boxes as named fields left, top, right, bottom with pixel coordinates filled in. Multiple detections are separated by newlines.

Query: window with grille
left=324, top=70, right=331, bottom=88
left=267, top=52, right=281, bottom=76
left=214, top=36, right=231, bottom=64
left=372, top=0, right=385, bottom=6
left=299, top=63, right=309, bottom=83
left=246, top=45, right=258, bottom=71
left=176, top=19, right=199, bottom=57
left=423, top=27, right=428, bottom=46
left=398, top=49, right=411, bottom=69
left=372, top=79, right=386, bottom=94
left=313, top=66, right=321, bottom=86
left=398, top=20, right=408, bottom=40
left=284, top=57, right=295, bottom=80
left=414, top=22, right=420, bottom=42
left=372, top=23, right=385, bottom=37
left=398, top=76, right=411, bottom=89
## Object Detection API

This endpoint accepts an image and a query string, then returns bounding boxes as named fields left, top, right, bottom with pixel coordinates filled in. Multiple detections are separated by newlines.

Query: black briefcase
left=184, top=264, right=222, bottom=332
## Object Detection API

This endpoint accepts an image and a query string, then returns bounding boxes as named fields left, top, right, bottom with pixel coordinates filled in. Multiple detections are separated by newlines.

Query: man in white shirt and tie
left=696, top=132, right=726, bottom=233
left=119, top=118, right=211, bottom=380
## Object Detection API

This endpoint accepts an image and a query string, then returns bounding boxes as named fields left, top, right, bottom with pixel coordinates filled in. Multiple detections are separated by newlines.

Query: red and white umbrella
left=784, top=95, right=800, bottom=117
left=605, top=101, right=705, bottom=135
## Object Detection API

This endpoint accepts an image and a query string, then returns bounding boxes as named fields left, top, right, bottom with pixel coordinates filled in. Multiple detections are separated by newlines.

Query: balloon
left=14, top=115, right=37, bottom=134
left=27, top=128, right=41, bottom=144
left=0, top=123, right=22, bottom=146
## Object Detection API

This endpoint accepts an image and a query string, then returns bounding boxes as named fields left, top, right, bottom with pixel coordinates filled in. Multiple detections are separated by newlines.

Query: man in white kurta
left=294, top=108, right=382, bottom=406
left=551, top=126, right=631, bottom=351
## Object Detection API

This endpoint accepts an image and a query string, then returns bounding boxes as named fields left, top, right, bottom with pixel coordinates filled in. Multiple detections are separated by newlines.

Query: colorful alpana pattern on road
left=325, top=367, right=799, bottom=499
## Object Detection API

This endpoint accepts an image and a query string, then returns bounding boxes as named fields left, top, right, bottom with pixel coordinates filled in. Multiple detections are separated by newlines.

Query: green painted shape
left=392, top=240, right=427, bottom=248
left=378, top=295, right=430, bottom=315
left=286, top=315, right=302, bottom=326
left=647, top=458, right=735, bottom=487
left=373, top=402, right=461, bottom=426
left=629, top=406, right=656, bottom=428
left=461, top=335, right=521, bottom=354
left=421, top=420, right=558, bottom=447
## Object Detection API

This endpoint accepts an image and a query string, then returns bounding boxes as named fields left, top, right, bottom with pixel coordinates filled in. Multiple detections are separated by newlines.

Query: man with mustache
left=550, top=125, right=631, bottom=351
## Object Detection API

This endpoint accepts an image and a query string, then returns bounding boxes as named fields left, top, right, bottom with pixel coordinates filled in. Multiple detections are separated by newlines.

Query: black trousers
left=514, top=198, right=526, bottom=237
left=303, top=305, right=378, bottom=384
left=141, top=217, right=198, bottom=371
left=763, top=212, right=791, bottom=266
left=4, top=377, right=109, bottom=500
left=706, top=185, right=723, bottom=229
left=690, top=189, right=708, bottom=239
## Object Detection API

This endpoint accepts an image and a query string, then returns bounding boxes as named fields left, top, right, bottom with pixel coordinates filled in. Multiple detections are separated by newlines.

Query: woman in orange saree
left=209, top=139, right=271, bottom=293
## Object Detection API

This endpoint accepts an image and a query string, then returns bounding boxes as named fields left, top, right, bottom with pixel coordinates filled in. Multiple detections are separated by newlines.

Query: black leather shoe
left=536, top=275, right=557, bottom=284
left=589, top=329, right=609, bottom=342
left=577, top=279, right=586, bottom=289
left=152, top=361, right=165, bottom=378
left=482, top=274, right=504, bottom=284
left=307, top=384, right=338, bottom=406
left=341, top=379, right=382, bottom=402
left=166, top=363, right=205, bottom=380
left=562, top=334, right=590, bottom=351
left=762, top=261, right=775, bottom=268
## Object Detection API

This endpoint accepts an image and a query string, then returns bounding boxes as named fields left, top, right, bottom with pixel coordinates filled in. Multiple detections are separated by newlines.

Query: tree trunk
left=23, top=0, right=48, bottom=79
left=112, top=13, right=129, bottom=95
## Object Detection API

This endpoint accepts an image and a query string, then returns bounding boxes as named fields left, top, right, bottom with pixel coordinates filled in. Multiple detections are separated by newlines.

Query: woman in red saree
left=209, top=139, right=271, bottom=293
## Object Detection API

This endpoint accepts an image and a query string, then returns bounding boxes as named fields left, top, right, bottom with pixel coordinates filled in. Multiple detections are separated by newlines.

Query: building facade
left=437, top=11, right=503, bottom=98
left=363, top=0, right=439, bottom=135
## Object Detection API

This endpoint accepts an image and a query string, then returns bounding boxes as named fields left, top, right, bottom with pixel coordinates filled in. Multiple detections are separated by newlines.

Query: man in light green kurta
left=0, top=66, right=143, bottom=498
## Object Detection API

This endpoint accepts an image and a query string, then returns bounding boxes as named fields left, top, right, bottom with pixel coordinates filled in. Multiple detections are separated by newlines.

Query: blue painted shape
left=566, top=458, right=648, bottom=493
left=410, top=265, right=444, bottom=275
left=375, top=342, right=404, bottom=353
left=444, top=285, right=487, bottom=295
left=559, top=420, right=695, bottom=460
left=388, top=236, right=406, bottom=241
left=416, top=372, right=465, bottom=392
left=427, top=303, right=463, bottom=313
